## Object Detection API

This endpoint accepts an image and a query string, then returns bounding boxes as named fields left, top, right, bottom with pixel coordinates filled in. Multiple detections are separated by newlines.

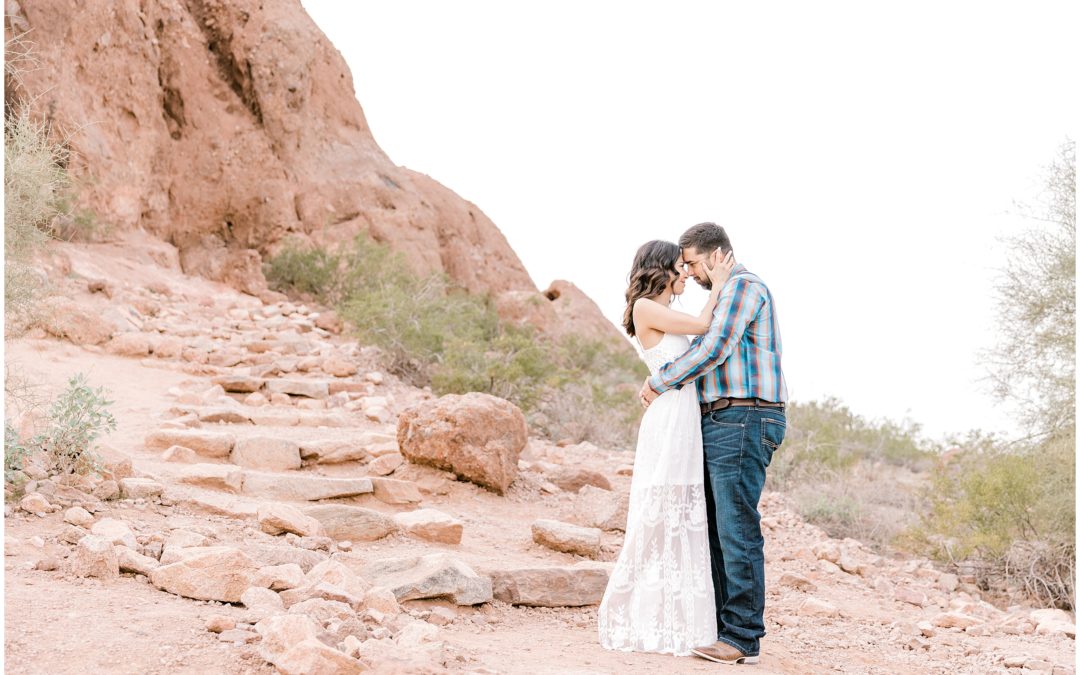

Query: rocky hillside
left=3, top=240, right=1075, bottom=674
left=5, top=0, right=626, bottom=351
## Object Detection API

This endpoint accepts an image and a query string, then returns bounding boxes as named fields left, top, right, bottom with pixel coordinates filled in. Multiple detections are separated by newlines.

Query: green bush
left=266, top=236, right=647, bottom=448
left=265, top=242, right=347, bottom=303
left=909, top=429, right=1075, bottom=609
left=4, top=420, right=30, bottom=487
left=766, top=398, right=936, bottom=548
left=30, top=374, right=117, bottom=475
left=4, top=107, right=69, bottom=332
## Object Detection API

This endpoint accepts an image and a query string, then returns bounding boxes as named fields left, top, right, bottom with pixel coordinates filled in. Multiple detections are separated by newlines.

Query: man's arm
left=648, top=277, right=764, bottom=394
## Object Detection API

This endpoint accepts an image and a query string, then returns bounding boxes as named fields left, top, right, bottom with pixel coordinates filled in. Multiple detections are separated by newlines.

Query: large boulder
left=150, top=547, right=259, bottom=602
left=397, top=392, right=527, bottom=494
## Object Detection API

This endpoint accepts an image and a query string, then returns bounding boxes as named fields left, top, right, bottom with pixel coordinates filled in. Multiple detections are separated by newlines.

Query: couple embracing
left=598, top=222, right=788, bottom=665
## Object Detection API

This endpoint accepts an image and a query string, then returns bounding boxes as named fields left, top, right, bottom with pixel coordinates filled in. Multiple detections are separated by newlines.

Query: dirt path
left=3, top=239, right=1075, bottom=674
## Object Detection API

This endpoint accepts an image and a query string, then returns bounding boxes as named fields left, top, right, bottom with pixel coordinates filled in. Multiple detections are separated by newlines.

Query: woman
left=598, top=239, right=734, bottom=656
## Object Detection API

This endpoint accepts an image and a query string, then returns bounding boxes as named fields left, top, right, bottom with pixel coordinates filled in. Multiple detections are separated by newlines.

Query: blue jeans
left=701, top=406, right=786, bottom=656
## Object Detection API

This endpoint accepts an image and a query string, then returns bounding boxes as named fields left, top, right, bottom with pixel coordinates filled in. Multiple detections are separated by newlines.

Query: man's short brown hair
left=678, top=222, right=732, bottom=254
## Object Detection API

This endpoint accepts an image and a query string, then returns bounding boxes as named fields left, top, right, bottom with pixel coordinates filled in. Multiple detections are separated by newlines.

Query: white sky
left=303, top=1, right=1078, bottom=441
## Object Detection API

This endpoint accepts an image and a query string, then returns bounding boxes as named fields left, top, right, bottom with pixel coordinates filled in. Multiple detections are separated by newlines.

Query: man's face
left=681, top=247, right=714, bottom=290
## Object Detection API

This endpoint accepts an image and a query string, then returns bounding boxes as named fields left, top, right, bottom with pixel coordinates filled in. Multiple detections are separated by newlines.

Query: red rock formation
left=6, top=0, right=633, bottom=354
left=5, top=0, right=532, bottom=297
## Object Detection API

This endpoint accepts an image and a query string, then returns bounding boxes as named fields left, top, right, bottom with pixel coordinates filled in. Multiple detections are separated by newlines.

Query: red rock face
left=5, top=0, right=533, bottom=297
left=6, top=0, right=634, bottom=354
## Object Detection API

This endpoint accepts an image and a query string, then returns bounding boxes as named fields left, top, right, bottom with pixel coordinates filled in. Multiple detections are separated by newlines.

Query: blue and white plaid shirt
left=649, top=264, right=788, bottom=404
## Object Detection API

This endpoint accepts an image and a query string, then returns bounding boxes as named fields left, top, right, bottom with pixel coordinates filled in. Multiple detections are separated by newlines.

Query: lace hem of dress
left=598, top=484, right=717, bottom=656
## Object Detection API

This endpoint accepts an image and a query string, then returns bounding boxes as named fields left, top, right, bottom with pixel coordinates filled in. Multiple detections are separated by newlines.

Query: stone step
left=487, top=562, right=613, bottom=607
left=241, top=472, right=373, bottom=501
left=145, top=429, right=236, bottom=458
left=265, top=379, right=330, bottom=400
left=303, top=504, right=396, bottom=542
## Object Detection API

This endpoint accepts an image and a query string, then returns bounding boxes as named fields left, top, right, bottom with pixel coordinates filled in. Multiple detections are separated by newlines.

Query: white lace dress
left=598, top=333, right=717, bottom=655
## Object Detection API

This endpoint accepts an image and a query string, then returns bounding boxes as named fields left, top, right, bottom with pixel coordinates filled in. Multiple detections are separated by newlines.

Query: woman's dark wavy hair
left=622, top=240, right=681, bottom=337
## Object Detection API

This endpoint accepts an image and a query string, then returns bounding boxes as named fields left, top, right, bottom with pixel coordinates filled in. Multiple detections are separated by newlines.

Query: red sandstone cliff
left=6, top=0, right=597, bottom=324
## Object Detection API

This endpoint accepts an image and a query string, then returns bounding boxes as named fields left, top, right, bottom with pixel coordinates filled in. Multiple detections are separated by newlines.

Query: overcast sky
left=303, top=1, right=1077, bottom=441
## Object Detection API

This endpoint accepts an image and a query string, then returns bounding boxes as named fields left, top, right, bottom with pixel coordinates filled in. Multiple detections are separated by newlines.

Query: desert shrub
left=264, top=241, right=348, bottom=303
left=909, top=429, right=1075, bottom=609
left=267, top=235, right=647, bottom=448
left=29, top=374, right=116, bottom=475
left=3, top=107, right=68, bottom=332
left=767, top=397, right=936, bottom=548
left=906, top=141, right=1076, bottom=610
left=4, top=420, right=30, bottom=487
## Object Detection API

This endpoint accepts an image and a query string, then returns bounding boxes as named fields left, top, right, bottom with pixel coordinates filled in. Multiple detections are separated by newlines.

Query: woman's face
left=670, top=265, right=688, bottom=296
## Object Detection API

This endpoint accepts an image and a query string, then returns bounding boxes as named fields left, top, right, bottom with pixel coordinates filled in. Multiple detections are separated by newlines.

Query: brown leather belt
left=701, top=397, right=786, bottom=415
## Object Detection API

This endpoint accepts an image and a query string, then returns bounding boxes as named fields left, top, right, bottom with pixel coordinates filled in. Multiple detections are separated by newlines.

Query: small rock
left=63, top=506, right=94, bottom=527
left=217, top=629, right=259, bottom=644
left=161, top=445, right=201, bottom=463
left=394, top=509, right=464, bottom=545
left=531, top=519, right=601, bottom=558
left=367, top=453, right=404, bottom=476
left=547, top=467, right=612, bottom=493
left=119, top=478, right=164, bottom=499
left=91, top=517, right=138, bottom=549
left=34, top=557, right=60, bottom=571
left=895, top=586, right=928, bottom=607
left=241, top=586, right=286, bottom=619
left=258, top=504, right=326, bottom=538
left=425, top=606, right=456, bottom=626
left=778, top=572, right=816, bottom=592
left=369, top=477, right=422, bottom=505
left=252, top=563, right=306, bottom=591
left=798, top=597, right=839, bottom=618
left=19, top=493, right=52, bottom=516
left=116, top=547, right=160, bottom=576
left=932, top=612, right=982, bottom=629
left=206, top=615, right=236, bottom=633
left=71, top=535, right=120, bottom=578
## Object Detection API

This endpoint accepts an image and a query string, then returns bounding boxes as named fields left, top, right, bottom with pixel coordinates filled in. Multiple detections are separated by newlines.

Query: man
left=640, top=222, right=788, bottom=665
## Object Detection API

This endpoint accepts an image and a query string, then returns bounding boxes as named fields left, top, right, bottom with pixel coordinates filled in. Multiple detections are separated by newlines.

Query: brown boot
left=690, top=641, right=759, bottom=665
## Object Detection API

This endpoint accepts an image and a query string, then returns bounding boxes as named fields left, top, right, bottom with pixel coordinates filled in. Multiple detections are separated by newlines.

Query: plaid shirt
left=649, top=264, right=788, bottom=403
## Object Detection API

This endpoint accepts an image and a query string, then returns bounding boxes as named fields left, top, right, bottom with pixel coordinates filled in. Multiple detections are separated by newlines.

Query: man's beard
left=698, top=278, right=712, bottom=291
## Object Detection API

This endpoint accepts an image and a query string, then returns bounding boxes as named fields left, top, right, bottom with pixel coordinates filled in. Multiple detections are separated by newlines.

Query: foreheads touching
left=678, top=222, right=732, bottom=288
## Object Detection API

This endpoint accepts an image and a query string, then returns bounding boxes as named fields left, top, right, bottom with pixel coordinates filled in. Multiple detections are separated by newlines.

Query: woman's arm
left=634, top=288, right=722, bottom=336
left=633, top=250, right=735, bottom=335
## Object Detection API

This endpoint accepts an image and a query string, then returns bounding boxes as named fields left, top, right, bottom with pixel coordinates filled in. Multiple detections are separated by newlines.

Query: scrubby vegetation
left=767, top=397, right=935, bottom=549
left=4, top=103, right=67, bottom=334
left=266, top=235, right=646, bottom=448
left=4, top=374, right=117, bottom=499
left=910, top=140, right=1076, bottom=610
